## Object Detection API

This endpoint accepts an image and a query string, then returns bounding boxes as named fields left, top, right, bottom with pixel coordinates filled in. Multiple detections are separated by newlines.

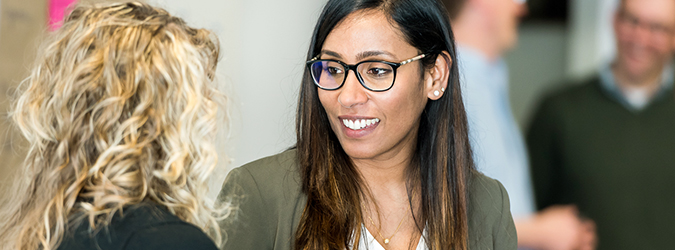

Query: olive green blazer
left=218, top=150, right=517, bottom=250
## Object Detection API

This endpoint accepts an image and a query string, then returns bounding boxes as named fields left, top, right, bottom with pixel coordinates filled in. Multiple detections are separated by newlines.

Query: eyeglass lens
left=310, top=61, right=395, bottom=91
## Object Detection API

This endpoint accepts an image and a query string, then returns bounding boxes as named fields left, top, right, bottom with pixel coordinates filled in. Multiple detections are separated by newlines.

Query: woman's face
left=317, top=10, right=431, bottom=162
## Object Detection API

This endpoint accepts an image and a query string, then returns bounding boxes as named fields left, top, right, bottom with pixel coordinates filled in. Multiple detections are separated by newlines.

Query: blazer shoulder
left=228, top=149, right=301, bottom=196
left=218, top=149, right=305, bottom=250
left=239, top=149, right=299, bottom=178
left=467, top=171, right=518, bottom=249
left=468, top=171, right=506, bottom=211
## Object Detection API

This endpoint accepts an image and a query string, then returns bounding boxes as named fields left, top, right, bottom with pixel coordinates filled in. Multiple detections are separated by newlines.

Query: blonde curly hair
left=0, top=2, right=229, bottom=249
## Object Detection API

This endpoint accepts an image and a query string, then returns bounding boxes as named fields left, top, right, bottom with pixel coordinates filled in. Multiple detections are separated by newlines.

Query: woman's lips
left=341, top=117, right=380, bottom=130
left=338, top=116, right=380, bottom=138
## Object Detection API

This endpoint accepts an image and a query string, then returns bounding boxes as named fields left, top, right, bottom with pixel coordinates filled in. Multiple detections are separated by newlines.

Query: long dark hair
left=295, top=0, right=475, bottom=249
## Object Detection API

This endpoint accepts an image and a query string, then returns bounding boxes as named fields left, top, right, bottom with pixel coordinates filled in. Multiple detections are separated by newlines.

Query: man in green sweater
left=527, top=0, right=675, bottom=249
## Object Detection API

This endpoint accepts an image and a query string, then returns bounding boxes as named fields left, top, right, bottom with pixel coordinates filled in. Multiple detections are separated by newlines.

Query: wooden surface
left=0, top=0, right=47, bottom=195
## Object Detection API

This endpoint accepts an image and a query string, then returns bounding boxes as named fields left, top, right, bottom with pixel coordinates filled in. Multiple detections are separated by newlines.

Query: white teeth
left=341, top=118, right=380, bottom=130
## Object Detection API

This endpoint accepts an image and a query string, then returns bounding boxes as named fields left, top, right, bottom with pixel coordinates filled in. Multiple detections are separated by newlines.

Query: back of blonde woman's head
left=0, top=2, right=226, bottom=249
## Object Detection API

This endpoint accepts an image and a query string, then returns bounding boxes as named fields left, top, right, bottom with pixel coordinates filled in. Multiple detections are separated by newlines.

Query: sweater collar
left=599, top=63, right=674, bottom=112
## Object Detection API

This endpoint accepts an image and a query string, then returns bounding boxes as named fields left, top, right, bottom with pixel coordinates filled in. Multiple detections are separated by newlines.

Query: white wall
left=150, top=0, right=328, bottom=196
left=568, top=0, right=619, bottom=78
left=505, top=23, right=568, bottom=127
left=0, top=0, right=2, bottom=41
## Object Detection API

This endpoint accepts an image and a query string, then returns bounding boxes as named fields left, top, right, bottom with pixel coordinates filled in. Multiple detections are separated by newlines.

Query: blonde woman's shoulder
left=58, top=203, right=218, bottom=250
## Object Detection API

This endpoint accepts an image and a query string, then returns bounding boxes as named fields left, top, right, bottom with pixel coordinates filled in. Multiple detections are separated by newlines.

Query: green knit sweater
left=526, top=77, right=675, bottom=250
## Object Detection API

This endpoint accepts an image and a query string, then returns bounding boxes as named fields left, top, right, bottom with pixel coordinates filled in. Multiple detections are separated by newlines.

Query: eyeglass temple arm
left=399, top=54, right=426, bottom=65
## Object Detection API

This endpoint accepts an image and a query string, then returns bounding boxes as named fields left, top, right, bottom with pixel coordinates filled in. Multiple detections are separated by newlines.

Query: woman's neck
left=353, top=155, right=416, bottom=212
left=353, top=153, right=411, bottom=192
left=355, top=155, right=422, bottom=249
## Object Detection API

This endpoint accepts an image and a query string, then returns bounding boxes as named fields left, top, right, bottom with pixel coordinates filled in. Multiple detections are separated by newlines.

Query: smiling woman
left=218, top=0, right=517, bottom=250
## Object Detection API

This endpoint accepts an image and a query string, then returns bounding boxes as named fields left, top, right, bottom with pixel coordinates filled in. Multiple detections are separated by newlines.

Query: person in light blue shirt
left=442, top=0, right=597, bottom=249
left=458, top=46, right=534, bottom=218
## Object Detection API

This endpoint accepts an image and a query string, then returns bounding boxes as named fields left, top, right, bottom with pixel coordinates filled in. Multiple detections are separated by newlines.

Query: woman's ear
left=425, top=51, right=451, bottom=100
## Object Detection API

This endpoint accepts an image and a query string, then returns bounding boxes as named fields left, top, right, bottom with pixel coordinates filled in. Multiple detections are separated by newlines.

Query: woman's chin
left=340, top=144, right=380, bottom=161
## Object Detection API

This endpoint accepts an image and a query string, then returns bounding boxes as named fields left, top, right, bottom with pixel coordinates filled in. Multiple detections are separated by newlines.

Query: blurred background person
left=443, top=0, right=596, bottom=249
left=527, top=0, right=675, bottom=249
left=0, top=2, right=230, bottom=250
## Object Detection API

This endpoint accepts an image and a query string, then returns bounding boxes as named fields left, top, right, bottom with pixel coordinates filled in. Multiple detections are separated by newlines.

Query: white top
left=354, top=225, right=427, bottom=250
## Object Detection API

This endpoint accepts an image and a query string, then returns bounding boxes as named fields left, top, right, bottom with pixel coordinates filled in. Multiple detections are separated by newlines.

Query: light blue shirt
left=458, top=46, right=535, bottom=218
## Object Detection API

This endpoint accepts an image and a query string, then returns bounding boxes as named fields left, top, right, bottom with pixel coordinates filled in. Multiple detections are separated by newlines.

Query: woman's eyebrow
left=356, top=50, right=394, bottom=60
left=319, top=50, right=342, bottom=58
left=319, top=50, right=395, bottom=60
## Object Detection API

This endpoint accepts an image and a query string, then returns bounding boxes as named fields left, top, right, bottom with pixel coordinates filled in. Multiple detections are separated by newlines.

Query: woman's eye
left=367, top=68, right=391, bottom=77
left=327, top=67, right=343, bottom=75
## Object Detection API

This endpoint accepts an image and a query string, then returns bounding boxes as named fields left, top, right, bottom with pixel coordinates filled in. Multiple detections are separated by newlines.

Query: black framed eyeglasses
left=306, top=54, right=426, bottom=92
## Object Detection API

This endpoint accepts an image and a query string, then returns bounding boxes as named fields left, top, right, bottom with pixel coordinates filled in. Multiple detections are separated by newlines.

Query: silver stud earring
left=434, top=90, right=440, bottom=97
left=441, top=87, right=445, bottom=92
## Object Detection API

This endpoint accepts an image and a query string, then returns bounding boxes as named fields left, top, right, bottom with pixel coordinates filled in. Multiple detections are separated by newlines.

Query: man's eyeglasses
left=306, top=54, right=426, bottom=92
left=618, top=10, right=675, bottom=38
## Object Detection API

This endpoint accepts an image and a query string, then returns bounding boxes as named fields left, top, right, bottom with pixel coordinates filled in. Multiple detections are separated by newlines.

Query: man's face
left=614, top=0, right=675, bottom=81
left=485, top=0, right=527, bottom=52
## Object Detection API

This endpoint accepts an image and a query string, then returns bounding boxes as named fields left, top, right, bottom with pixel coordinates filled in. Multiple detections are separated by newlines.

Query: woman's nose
left=337, top=70, right=368, bottom=108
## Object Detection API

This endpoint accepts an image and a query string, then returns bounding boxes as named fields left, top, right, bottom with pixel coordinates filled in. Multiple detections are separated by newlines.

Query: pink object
left=49, top=0, right=77, bottom=31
